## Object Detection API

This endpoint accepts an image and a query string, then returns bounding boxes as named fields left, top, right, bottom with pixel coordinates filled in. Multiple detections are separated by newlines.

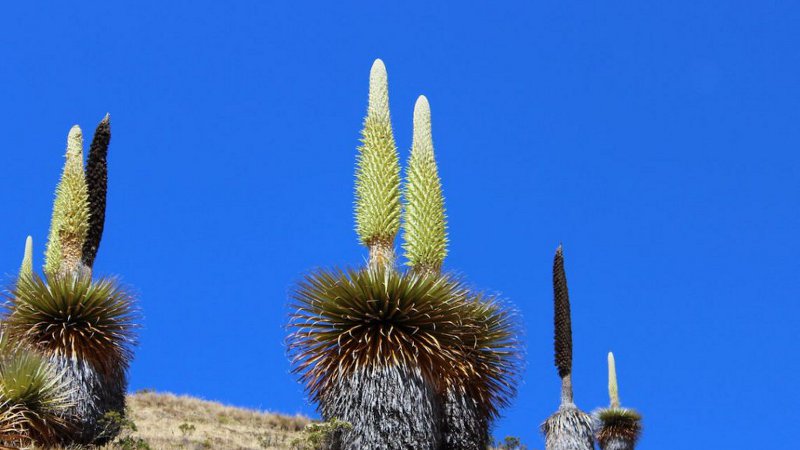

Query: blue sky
left=1, top=1, right=798, bottom=448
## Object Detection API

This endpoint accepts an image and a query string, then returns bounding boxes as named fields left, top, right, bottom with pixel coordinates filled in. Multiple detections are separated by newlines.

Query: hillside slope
left=111, top=391, right=310, bottom=449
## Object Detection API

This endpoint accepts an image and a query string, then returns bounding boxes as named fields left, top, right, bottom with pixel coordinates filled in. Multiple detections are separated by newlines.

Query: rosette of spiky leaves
left=4, top=272, right=136, bottom=377
left=355, top=59, right=401, bottom=266
left=44, top=125, right=90, bottom=276
left=456, top=294, right=521, bottom=419
left=288, top=267, right=480, bottom=403
left=441, top=294, right=521, bottom=450
left=594, top=409, right=642, bottom=450
left=0, top=346, right=73, bottom=446
left=82, top=114, right=111, bottom=269
left=403, top=95, right=448, bottom=274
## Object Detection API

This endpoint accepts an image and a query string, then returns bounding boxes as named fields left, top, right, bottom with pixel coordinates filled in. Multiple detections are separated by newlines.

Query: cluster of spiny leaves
left=289, top=268, right=519, bottom=416
left=6, top=273, right=136, bottom=377
left=1, top=115, right=138, bottom=446
left=290, top=59, right=521, bottom=449
left=0, top=331, right=73, bottom=447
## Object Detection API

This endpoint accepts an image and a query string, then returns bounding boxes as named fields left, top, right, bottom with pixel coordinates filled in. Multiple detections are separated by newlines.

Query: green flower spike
left=354, top=59, right=401, bottom=269
left=403, top=95, right=448, bottom=275
left=19, top=236, right=33, bottom=280
left=44, top=125, right=90, bottom=276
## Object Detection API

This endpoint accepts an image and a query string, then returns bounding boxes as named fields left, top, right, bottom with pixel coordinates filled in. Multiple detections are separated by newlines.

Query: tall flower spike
left=354, top=59, right=401, bottom=269
left=82, top=114, right=111, bottom=268
left=553, top=244, right=573, bottom=405
left=44, top=125, right=90, bottom=275
left=608, top=352, right=620, bottom=409
left=19, top=236, right=33, bottom=280
left=403, top=95, right=448, bottom=275
left=541, top=245, right=594, bottom=450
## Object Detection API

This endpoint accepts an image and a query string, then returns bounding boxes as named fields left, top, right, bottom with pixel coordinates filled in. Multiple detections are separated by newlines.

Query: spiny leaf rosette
left=289, top=268, right=519, bottom=449
left=4, top=272, right=136, bottom=444
left=0, top=341, right=73, bottom=447
left=594, top=409, right=642, bottom=450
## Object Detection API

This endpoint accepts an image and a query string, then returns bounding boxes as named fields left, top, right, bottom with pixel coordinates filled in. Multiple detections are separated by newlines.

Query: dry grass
left=38, top=391, right=311, bottom=450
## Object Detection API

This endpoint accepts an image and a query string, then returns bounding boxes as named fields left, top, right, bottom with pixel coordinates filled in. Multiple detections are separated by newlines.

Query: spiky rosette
left=289, top=267, right=476, bottom=400
left=82, top=114, right=111, bottom=269
left=456, top=294, right=521, bottom=418
left=541, top=405, right=595, bottom=450
left=403, top=95, right=448, bottom=274
left=0, top=346, right=73, bottom=447
left=4, top=272, right=136, bottom=377
left=594, top=409, right=642, bottom=450
left=354, top=60, right=401, bottom=266
left=441, top=296, right=521, bottom=450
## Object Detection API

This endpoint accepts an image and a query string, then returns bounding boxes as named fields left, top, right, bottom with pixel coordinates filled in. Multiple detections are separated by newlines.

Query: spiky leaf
left=403, top=95, right=448, bottom=274
left=82, top=114, right=111, bottom=268
left=354, top=59, right=401, bottom=252
left=5, top=272, right=137, bottom=377
left=44, top=126, right=90, bottom=275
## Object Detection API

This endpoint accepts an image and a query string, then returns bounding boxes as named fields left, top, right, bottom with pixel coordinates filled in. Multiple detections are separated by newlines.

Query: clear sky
left=1, top=2, right=798, bottom=448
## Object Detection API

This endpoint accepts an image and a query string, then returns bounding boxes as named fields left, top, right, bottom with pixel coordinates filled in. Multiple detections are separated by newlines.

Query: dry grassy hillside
left=96, top=391, right=310, bottom=449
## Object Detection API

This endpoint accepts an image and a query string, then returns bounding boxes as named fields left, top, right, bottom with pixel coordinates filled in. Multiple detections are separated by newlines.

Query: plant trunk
left=541, top=405, right=595, bottom=450
left=599, top=436, right=635, bottom=450
left=322, top=364, right=440, bottom=450
left=441, top=387, right=487, bottom=450
left=51, top=356, right=126, bottom=445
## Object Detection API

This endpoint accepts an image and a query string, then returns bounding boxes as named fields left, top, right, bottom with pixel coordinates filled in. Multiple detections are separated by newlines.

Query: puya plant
left=593, top=353, right=642, bottom=450
left=289, top=60, right=521, bottom=450
left=404, top=96, right=519, bottom=450
left=3, top=117, right=137, bottom=445
left=0, top=327, right=73, bottom=448
left=540, top=246, right=594, bottom=450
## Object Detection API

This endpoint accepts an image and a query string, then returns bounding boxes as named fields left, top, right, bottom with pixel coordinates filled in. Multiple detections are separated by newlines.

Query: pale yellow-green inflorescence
left=44, top=125, right=90, bottom=275
left=608, top=352, right=620, bottom=409
left=19, top=235, right=33, bottom=280
left=354, top=59, right=402, bottom=257
left=402, top=95, right=448, bottom=274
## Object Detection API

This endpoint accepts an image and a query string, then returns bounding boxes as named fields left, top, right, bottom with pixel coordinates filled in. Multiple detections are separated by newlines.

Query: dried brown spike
left=82, top=114, right=111, bottom=268
left=553, top=245, right=572, bottom=379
